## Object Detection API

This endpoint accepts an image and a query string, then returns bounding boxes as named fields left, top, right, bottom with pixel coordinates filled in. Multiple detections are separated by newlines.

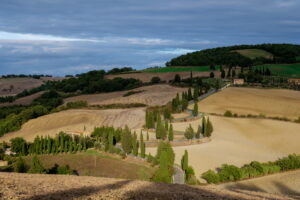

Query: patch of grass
left=234, top=49, right=273, bottom=59
left=123, top=90, right=144, bottom=97
left=255, top=63, right=300, bottom=78
left=143, top=66, right=220, bottom=73
left=23, top=152, right=155, bottom=180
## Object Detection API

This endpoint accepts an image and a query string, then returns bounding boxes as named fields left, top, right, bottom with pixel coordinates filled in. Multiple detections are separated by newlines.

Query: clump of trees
left=202, top=154, right=300, bottom=184
left=184, top=117, right=213, bottom=140
left=10, top=132, right=93, bottom=156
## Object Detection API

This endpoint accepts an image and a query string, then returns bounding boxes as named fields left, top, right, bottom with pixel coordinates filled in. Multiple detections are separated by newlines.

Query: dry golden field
left=64, top=84, right=188, bottom=106
left=147, top=115, right=300, bottom=180
left=222, top=169, right=300, bottom=198
left=191, top=87, right=300, bottom=119
left=0, top=108, right=145, bottom=142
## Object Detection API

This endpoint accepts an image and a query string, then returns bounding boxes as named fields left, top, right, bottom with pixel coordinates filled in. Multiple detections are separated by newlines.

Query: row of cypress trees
left=184, top=117, right=213, bottom=140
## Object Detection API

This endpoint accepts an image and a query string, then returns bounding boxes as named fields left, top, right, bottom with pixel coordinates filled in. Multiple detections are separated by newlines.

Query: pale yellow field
left=221, top=169, right=300, bottom=197
left=65, top=84, right=188, bottom=106
left=147, top=115, right=300, bottom=180
left=0, top=108, right=145, bottom=142
left=191, top=87, right=300, bottom=119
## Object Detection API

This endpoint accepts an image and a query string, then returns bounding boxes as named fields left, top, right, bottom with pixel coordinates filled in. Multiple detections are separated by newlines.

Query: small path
left=173, top=165, right=185, bottom=184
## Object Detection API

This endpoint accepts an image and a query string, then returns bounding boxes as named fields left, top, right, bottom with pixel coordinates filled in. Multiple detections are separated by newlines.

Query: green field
left=234, top=49, right=273, bottom=59
left=255, top=63, right=300, bottom=78
left=143, top=66, right=220, bottom=73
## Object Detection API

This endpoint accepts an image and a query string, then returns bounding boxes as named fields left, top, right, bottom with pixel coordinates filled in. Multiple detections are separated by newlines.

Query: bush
left=151, top=76, right=161, bottom=84
left=202, top=170, right=220, bottom=184
left=13, top=157, right=27, bottom=173
left=218, top=164, right=242, bottom=182
left=275, top=154, right=300, bottom=171
left=28, top=156, right=45, bottom=174
left=224, top=110, right=233, bottom=117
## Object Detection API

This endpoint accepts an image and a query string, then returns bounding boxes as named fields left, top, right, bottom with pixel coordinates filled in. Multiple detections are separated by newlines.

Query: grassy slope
left=255, top=63, right=300, bottom=78
left=143, top=66, right=220, bottom=73
left=23, top=149, right=155, bottom=181
left=234, top=49, right=273, bottom=59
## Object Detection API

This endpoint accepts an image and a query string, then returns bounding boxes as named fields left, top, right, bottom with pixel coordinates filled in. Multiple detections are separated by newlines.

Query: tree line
left=167, top=44, right=300, bottom=67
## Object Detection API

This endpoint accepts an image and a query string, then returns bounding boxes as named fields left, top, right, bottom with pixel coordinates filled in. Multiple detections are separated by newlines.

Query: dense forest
left=166, top=44, right=300, bottom=67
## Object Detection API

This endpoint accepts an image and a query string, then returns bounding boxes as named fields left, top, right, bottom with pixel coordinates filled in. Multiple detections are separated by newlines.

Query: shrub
left=151, top=76, right=161, bottom=84
left=224, top=110, right=233, bottom=117
left=275, top=154, right=300, bottom=171
left=57, top=165, right=74, bottom=175
left=202, top=170, right=220, bottom=184
left=13, top=157, right=27, bottom=173
left=218, top=164, right=242, bottom=182
left=184, top=124, right=194, bottom=140
left=240, top=165, right=259, bottom=179
left=28, top=156, right=45, bottom=174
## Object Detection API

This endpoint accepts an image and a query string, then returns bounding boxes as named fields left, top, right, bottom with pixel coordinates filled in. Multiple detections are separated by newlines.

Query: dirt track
left=64, top=84, right=188, bottom=106
left=0, top=172, right=293, bottom=200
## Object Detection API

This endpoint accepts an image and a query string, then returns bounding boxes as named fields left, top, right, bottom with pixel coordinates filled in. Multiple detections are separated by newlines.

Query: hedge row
left=202, top=154, right=300, bottom=184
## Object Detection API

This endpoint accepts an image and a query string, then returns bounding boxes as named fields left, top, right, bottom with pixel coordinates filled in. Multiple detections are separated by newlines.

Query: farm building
left=233, top=79, right=244, bottom=85
left=288, top=78, right=300, bottom=85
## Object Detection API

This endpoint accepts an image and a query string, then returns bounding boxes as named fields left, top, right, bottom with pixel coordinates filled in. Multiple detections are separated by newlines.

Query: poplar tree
left=181, top=150, right=188, bottom=171
left=140, top=132, right=145, bottom=158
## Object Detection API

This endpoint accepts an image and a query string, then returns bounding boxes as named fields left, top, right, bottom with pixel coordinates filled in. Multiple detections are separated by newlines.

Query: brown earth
left=0, top=108, right=145, bottom=142
left=0, top=91, right=44, bottom=107
left=222, top=169, right=300, bottom=198
left=64, top=84, right=188, bottom=106
left=106, top=71, right=221, bottom=82
left=147, top=115, right=300, bottom=180
left=0, top=77, right=64, bottom=97
left=0, top=172, right=294, bottom=200
left=192, top=87, right=300, bottom=119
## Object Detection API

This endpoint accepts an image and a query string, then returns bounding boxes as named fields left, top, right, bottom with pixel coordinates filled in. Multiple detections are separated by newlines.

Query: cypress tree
left=47, top=137, right=51, bottom=154
left=188, top=88, right=192, bottom=101
left=64, top=140, right=68, bottom=153
left=193, top=87, right=199, bottom=101
left=121, top=126, right=132, bottom=154
left=206, top=117, right=213, bottom=137
left=132, top=132, right=138, bottom=156
left=156, top=122, right=161, bottom=139
left=68, top=139, right=73, bottom=153
left=196, top=125, right=201, bottom=139
left=168, top=124, right=174, bottom=141
left=28, top=155, right=45, bottom=174
left=147, top=131, right=149, bottom=141
left=108, top=130, right=114, bottom=151
left=202, top=117, right=207, bottom=137
left=165, top=121, right=169, bottom=131
left=140, top=132, right=145, bottom=158
left=181, top=150, right=188, bottom=171
left=193, top=102, right=198, bottom=116
left=83, top=137, right=87, bottom=152
left=184, top=124, right=194, bottom=140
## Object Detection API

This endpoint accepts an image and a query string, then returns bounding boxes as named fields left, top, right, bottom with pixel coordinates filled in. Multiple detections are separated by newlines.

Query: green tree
left=202, top=117, right=207, bottom=137
left=132, top=132, right=138, bottom=156
left=181, top=150, right=188, bottom=171
left=28, top=156, right=45, bottom=174
left=140, top=132, right=145, bottom=158
left=168, top=124, right=174, bottom=141
left=221, top=70, right=225, bottom=79
left=10, top=137, right=27, bottom=155
left=174, top=74, right=181, bottom=82
left=184, top=124, right=194, bottom=140
left=181, top=98, right=188, bottom=111
left=188, top=88, right=192, bottom=101
left=121, top=126, right=132, bottom=154
left=193, top=87, right=199, bottom=101
left=14, top=157, right=27, bottom=173
left=206, top=117, right=213, bottom=137
left=210, top=72, right=215, bottom=78
left=193, top=102, right=198, bottom=117
left=108, top=131, right=114, bottom=152
left=147, top=131, right=149, bottom=141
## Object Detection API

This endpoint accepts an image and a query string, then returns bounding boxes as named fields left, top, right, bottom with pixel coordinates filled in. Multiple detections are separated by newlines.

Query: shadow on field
left=225, top=183, right=266, bottom=193
left=273, top=181, right=300, bottom=198
left=124, top=182, right=244, bottom=200
left=24, top=180, right=132, bottom=200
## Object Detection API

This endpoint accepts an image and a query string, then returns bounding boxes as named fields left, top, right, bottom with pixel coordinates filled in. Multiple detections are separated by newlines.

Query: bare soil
left=0, top=172, right=293, bottom=200
left=64, top=84, right=188, bottom=106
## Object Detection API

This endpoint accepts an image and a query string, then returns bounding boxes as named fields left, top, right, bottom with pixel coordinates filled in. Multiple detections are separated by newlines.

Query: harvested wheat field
left=221, top=169, right=300, bottom=198
left=192, top=87, right=300, bottom=119
left=64, top=84, right=187, bottom=106
left=0, top=172, right=293, bottom=200
left=0, top=108, right=145, bottom=142
left=147, top=115, right=300, bottom=180
left=106, top=71, right=221, bottom=83
left=0, top=91, right=44, bottom=107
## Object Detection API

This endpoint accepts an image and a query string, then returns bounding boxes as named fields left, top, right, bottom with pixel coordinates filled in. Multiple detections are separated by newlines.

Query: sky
left=0, top=0, right=299, bottom=76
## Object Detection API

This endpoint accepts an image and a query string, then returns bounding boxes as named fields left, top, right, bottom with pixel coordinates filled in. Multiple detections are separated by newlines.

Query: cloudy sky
left=0, top=0, right=299, bottom=76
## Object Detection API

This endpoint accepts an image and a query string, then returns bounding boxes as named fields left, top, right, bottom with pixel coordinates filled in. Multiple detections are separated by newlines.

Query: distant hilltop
left=166, top=44, right=300, bottom=67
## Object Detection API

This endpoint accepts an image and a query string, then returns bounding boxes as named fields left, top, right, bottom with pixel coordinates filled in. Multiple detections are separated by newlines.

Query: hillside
left=0, top=172, right=293, bottom=200
left=234, top=49, right=273, bottom=59
left=64, top=84, right=188, bottom=106
left=193, top=87, right=300, bottom=119
left=167, top=44, right=300, bottom=67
